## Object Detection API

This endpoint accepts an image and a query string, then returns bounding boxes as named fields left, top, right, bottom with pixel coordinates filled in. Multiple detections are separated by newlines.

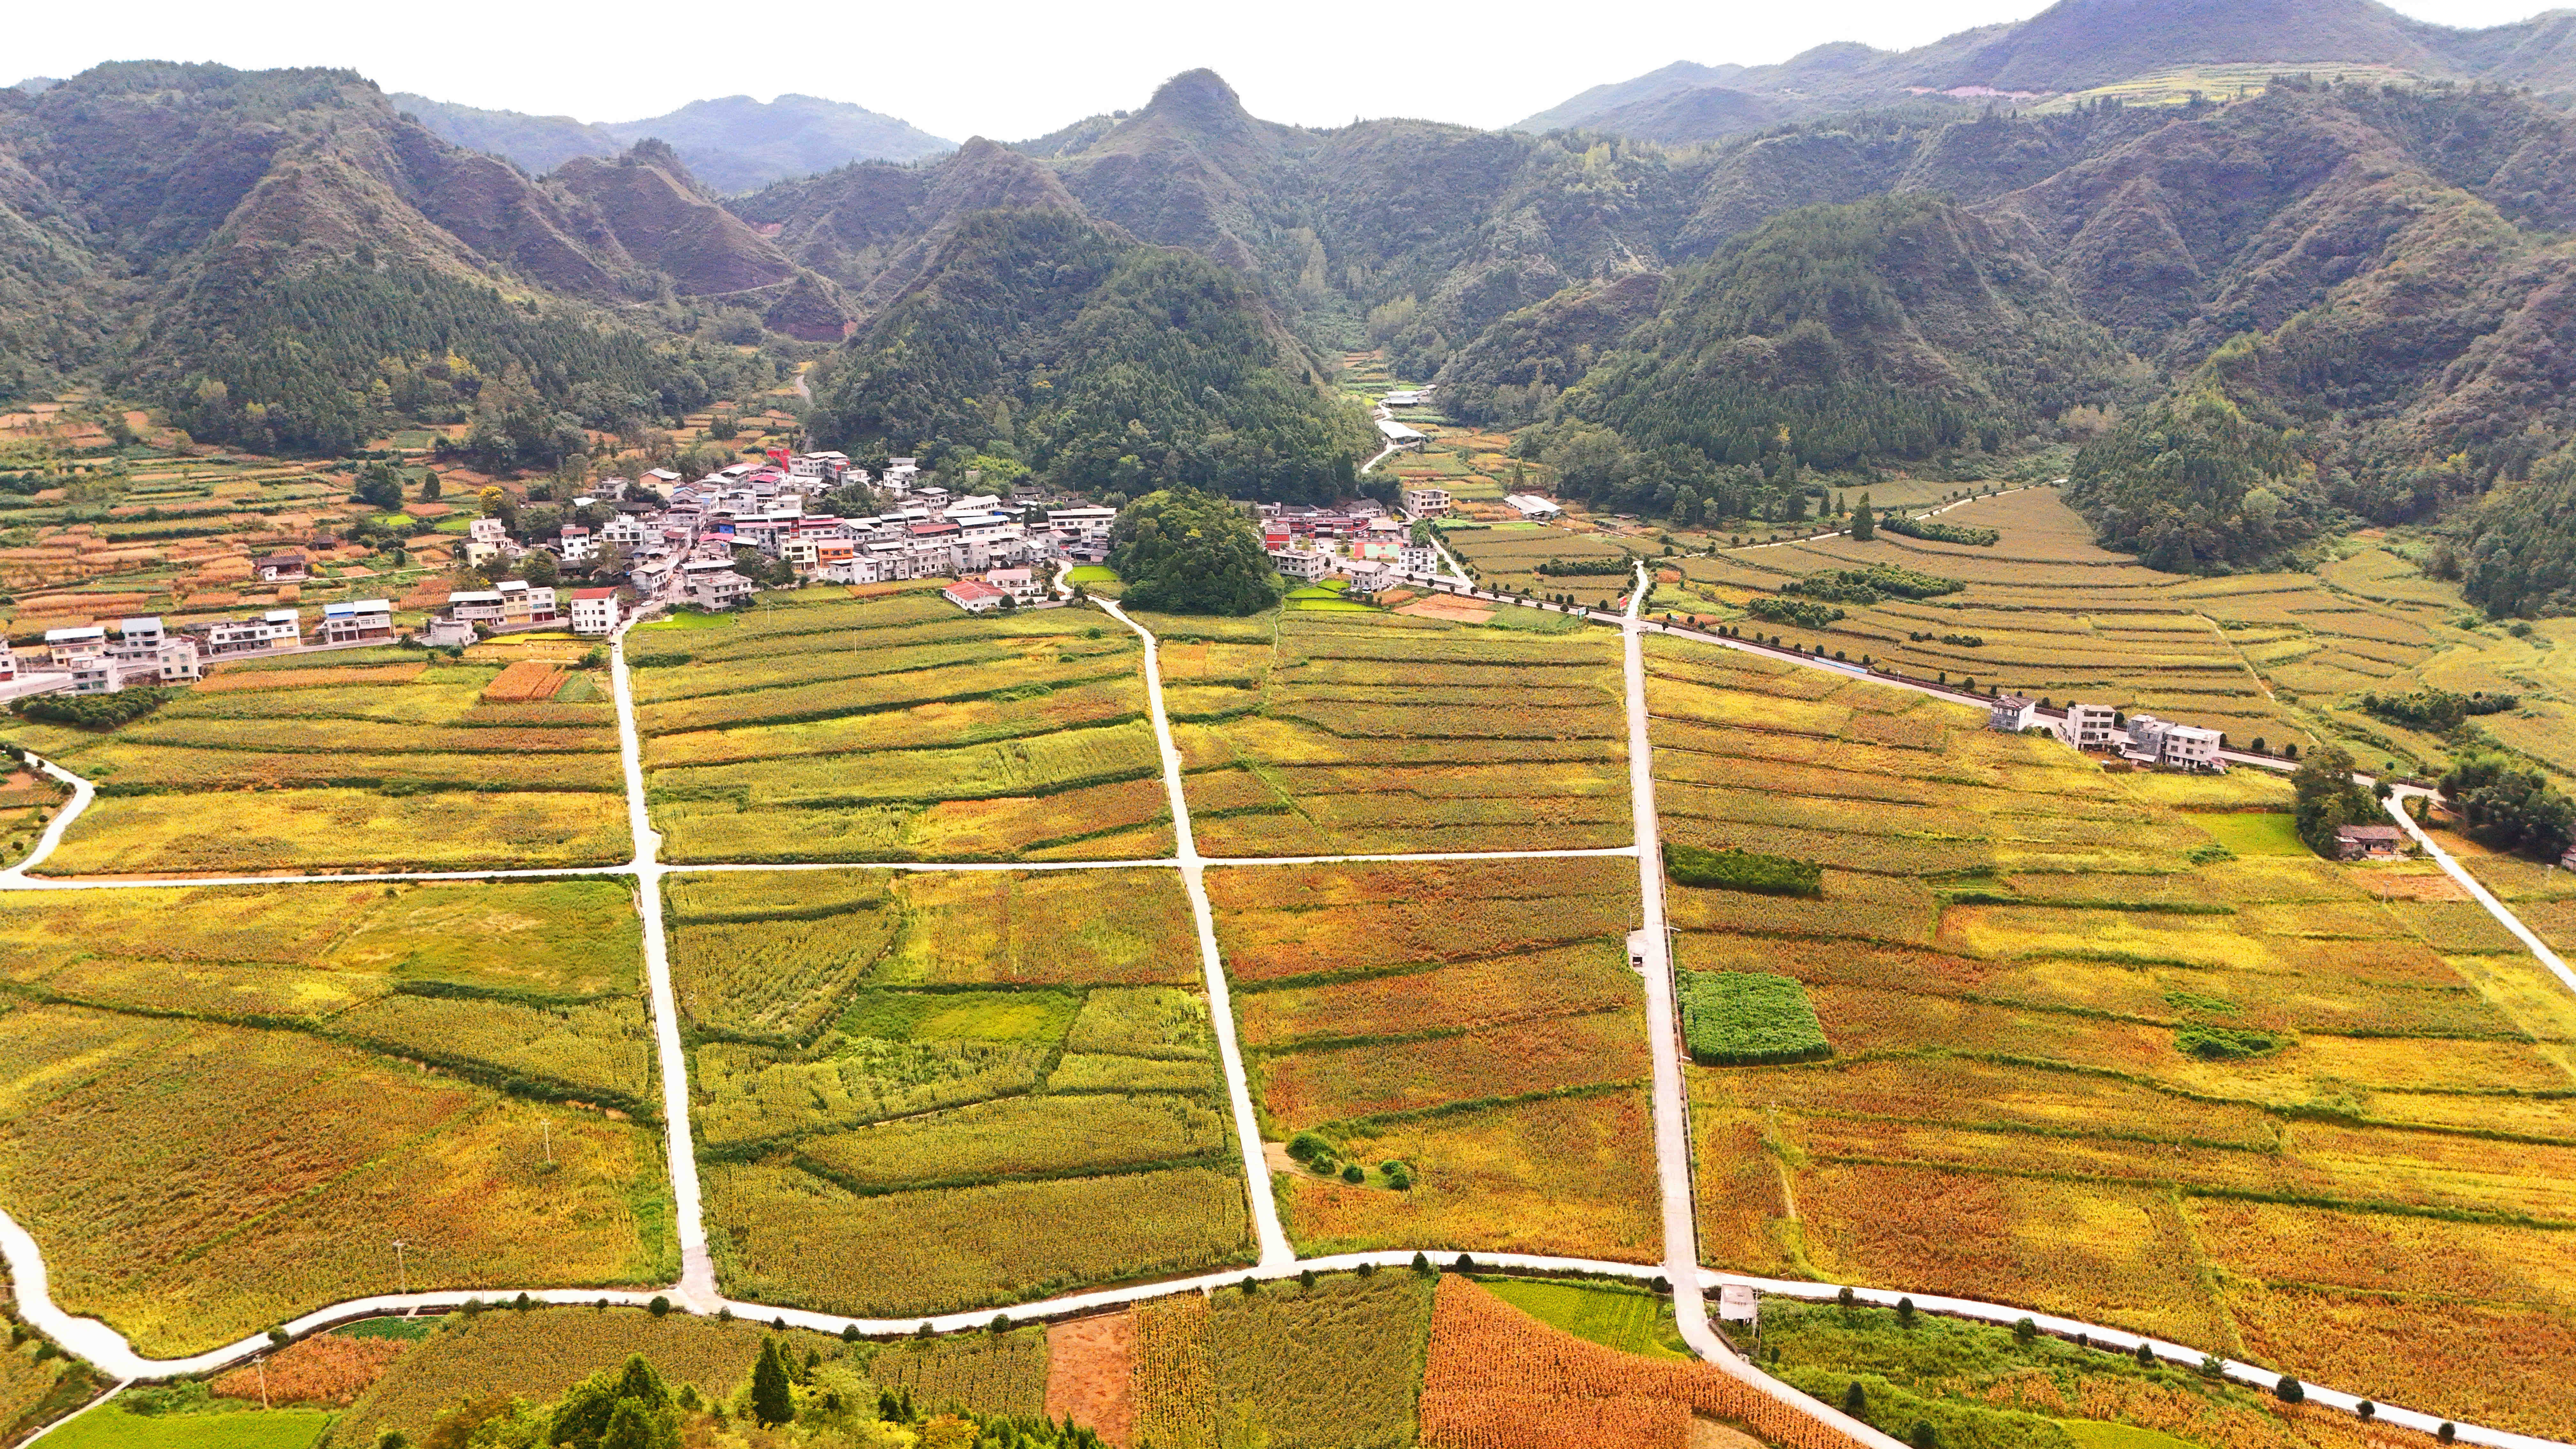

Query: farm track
left=0, top=596, right=2565, bottom=1449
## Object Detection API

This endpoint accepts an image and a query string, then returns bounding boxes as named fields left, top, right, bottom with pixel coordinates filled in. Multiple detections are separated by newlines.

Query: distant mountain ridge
left=1520, top=0, right=2576, bottom=143
left=392, top=90, right=953, bottom=193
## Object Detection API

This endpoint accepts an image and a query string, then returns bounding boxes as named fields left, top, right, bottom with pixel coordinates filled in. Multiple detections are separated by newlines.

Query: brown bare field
left=1045, top=1312, right=1137, bottom=1445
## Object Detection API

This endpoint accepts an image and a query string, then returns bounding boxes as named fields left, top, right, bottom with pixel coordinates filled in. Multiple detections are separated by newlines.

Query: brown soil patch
left=211, top=1334, right=405, bottom=1406
left=1693, top=1417, right=1770, bottom=1449
left=2354, top=869, right=2469, bottom=902
left=1396, top=596, right=1494, bottom=624
left=1044, top=1312, right=1136, bottom=1446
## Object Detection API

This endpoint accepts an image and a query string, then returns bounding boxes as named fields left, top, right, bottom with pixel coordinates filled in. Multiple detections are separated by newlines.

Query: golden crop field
left=1657, top=643, right=2576, bottom=1438
left=6, top=655, right=626, bottom=874
left=1165, top=609, right=1632, bottom=856
left=631, top=590, right=1171, bottom=862
left=1130, top=1270, right=1436, bottom=1449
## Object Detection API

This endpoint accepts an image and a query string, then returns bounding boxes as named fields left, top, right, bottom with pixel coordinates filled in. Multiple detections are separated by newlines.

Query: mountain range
left=12, top=1, right=2576, bottom=607
left=1520, top=0, right=2576, bottom=143
left=389, top=92, right=954, bottom=194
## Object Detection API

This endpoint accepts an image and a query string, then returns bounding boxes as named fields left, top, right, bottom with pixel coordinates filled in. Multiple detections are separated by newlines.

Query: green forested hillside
left=806, top=210, right=1372, bottom=502
left=1546, top=195, right=2127, bottom=504
left=0, top=63, right=816, bottom=451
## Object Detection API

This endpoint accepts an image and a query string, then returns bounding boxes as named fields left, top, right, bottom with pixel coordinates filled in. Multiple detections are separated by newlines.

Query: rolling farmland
left=1648, top=644, right=2576, bottom=1438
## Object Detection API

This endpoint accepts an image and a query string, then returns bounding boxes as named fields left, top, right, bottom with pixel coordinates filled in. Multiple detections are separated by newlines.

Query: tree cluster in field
left=809, top=211, right=1373, bottom=506
left=1877, top=514, right=1999, bottom=547
left=14, top=687, right=171, bottom=729
left=1784, top=564, right=1965, bottom=605
left=1665, top=842, right=1823, bottom=897
left=2290, top=744, right=2382, bottom=857
left=1285, top=1131, right=1413, bottom=1189
left=1745, top=595, right=1846, bottom=629
left=2357, top=686, right=2519, bottom=734
left=2440, top=753, right=2576, bottom=859
left=1676, top=969, right=1832, bottom=1065
left=410, top=1345, right=1106, bottom=1449
left=1106, top=487, right=1277, bottom=616
left=1534, top=555, right=1634, bottom=576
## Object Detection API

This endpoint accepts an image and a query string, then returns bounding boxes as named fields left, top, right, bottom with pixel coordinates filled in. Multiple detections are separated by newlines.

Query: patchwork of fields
left=632, top=586, right=1173, bottom=863
left=1157, top=609, right=1633, bottom=855
left=0, top=646, right=627, bottom=874
left=1649, top=647, right=2576, bottom=1439
left=0, top=881, right=669, bottom=1355
left=671, top=867, right=1251, bottom=1316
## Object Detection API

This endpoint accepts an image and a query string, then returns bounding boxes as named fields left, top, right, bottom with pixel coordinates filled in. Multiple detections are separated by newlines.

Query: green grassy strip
left=783, top=1146, right=1238, bottom=1200
left=1811, top=1150, right=2576, bottom=1229
left=1314, top=1077, right=1644, bottom=1135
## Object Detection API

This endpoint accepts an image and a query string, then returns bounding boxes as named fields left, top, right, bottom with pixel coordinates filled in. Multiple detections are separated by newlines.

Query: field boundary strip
left=0, top=595, right=2558, bottom=1449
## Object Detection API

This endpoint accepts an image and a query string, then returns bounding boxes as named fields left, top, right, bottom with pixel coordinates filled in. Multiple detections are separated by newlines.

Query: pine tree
left=1850, top=492, right=1875, bottom=541
left=751, top=1338, right=795, bottom=1426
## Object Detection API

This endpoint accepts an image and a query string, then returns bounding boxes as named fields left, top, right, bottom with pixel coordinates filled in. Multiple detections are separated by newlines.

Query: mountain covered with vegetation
left=805, top=209, right=1373, bottom=502
left=0, top=62, right=847, bottom=450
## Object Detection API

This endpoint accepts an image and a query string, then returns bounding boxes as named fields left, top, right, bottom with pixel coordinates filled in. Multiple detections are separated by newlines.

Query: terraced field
left=1648, top=646, right=2576, bottom=1438
left=1157, top=608, right=1632, bottom=855
left=632, top=585, right=1173, bottom=862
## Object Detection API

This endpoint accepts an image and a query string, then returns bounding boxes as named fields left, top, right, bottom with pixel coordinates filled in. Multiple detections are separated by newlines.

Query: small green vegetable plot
left=1666, top=844, right=1823, bottom=898
left=46, top=1407, right=334, bottom=1449
left=1677, top=970, right=1832, bottom=1065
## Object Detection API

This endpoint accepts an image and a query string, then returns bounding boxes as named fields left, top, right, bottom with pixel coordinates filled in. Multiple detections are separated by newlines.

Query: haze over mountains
left=1520, top=0, right=2576, bottom=142
left=10, top=0, right=2576, bottom=611
left=390, top=92, right=954, bottom=194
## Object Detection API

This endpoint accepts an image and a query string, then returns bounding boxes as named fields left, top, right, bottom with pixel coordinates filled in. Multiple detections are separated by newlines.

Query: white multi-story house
left=1401, top=487, right=1452, bottom=518
left=569, top=588, right=619, bottom=636
left=318, top=599, right=394, bottom=644
left=2066, top=701, right=2120, bottom=749
left=1989, top=694, right=2039, bottom=732
left=1271, top=549, right=1328, bottom=583
left=688, top=568, right=754, bottom=610
left=560, top=526, right=596, bottom=563
left=982, top=567, right=1046, bottom=603
left=600, top=515, right=649, bottom=547
left=2123, top=714, right=2225, bottom=771
left=196, top=609, right=303, bottom=656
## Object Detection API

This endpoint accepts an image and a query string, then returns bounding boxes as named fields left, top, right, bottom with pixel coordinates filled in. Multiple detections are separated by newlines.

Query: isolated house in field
left=1377, top=418, right=1427, bottom=450
left=1504, top=494, right=1561, bottom=519
left=253, top=551, right=308, bottom=583
left=982, top=567, right=1044, bottom=603
left=687, top=566, right=754, bottom=611
left=1989, top=694, right=2038, bottom=732
left=1401, top=487, right=1451, bottom=518
left=2335, top=824, right=2404, bottom=861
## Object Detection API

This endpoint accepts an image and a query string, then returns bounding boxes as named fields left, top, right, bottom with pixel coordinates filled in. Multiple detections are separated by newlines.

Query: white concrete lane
left=1622, top=565, right=1909, bottom=1449
left=1094, top=599, right=1293, bottom=1268
left=0, top=753, right=93, bottom=882
left=610, top=620, right=716, bottom=1305
left=2384, top=789, right=2576, bottom=996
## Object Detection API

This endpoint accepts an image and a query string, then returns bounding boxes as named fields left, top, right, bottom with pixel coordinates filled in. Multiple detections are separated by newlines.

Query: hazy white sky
left=10, top=0, right=2554, bottom=141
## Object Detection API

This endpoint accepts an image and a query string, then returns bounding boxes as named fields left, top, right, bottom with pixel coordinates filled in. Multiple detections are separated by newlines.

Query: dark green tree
left=548, top=1355, right=678, bottom=1449
left=2441, top=755, right=2576, bottom=858
left=2291, top=745, right=2381, bottom=857
left=750, top=1338, right=795, bottom=1426
left=354, top=461, right=405, bottom=510
left=1850, top=492, right=1875, bottom=541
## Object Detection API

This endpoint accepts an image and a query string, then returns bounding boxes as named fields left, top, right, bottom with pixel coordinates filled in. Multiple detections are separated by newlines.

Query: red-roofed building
left=942, top=579, right=1010, bottom=615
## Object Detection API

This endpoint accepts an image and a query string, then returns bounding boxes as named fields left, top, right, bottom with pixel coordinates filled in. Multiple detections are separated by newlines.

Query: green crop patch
left=835, top=989, right=1083, bottom=1045
left=1665, top=843, right=1824, bottom=897
left=1677, top=971, right=1833, bottom=1065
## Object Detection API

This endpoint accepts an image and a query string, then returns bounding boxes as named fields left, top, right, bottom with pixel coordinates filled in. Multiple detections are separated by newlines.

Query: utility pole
left=257, top=1356, right=268, bottom=1410
left=393, top=1239, right=408, bottom=1297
